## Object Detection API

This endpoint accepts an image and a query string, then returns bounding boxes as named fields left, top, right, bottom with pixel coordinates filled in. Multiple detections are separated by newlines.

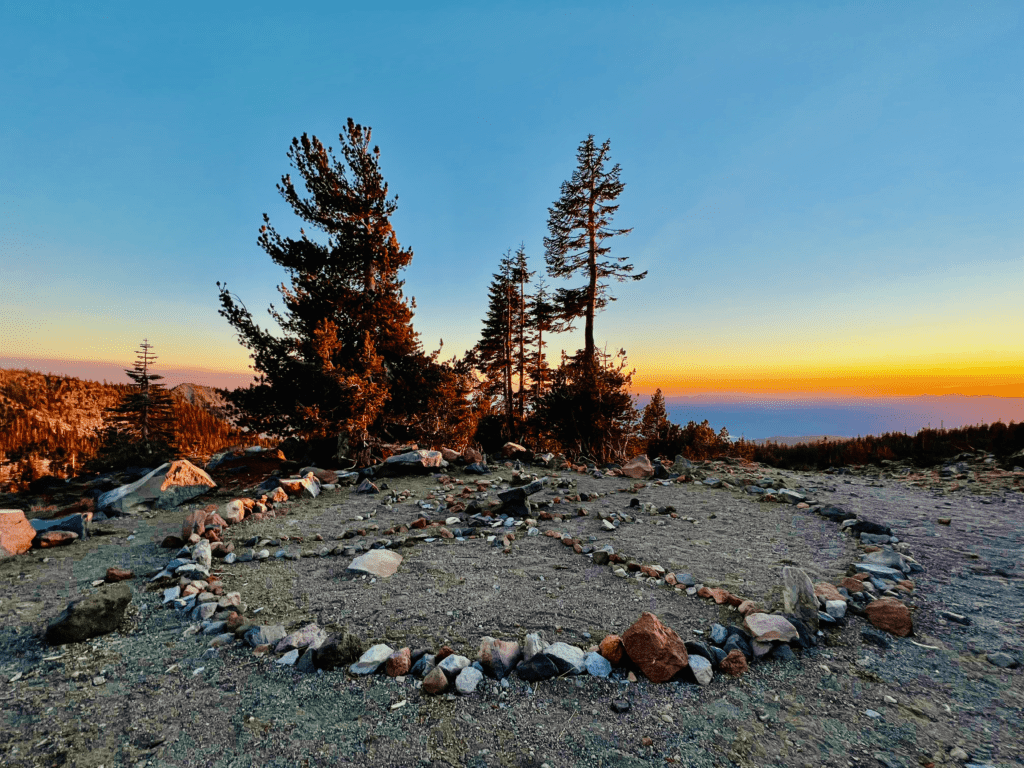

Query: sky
left=1, top=1, right=1022, bottom=402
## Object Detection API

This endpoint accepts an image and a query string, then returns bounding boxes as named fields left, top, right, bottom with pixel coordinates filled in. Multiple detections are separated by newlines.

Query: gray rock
left=356, top=479, right=379, bottom=494
left=192, top=602, right=217, bottom=621
left=223, top=552, right=237, bottom=564
left=455, top=666, right=483, bottom=694
left=192, top=540, right=212, bottom=569
left=276, top=649, right=300, bottom=666
left=782, top=566, right=819, bottom=632
left=410, top=654, right=435, bottom=678
left=779, top=489, right=805, bottom=504
left=437, top=654, right=471, bottom=676
left=162, top=586, right=181, bottom=604
left=245, top=625, right=287, bottom=648
left=29, top=513, right=88, bottom=540
left=861, top=550, right=909, bottom=573
left=44, top=584, right=132, bottom=645
left=379, top=450, right=444, bottom=476
left=677, top=573, right=696, bottom=587
left=543, top=642, right=585, bottom=675
left=689, top=655, right=713, bottom=685
left=584, top=651, right=611, bottom=678
left=523, top=632, right=548, bottom=662
left=825, top=600, right=847, bottom=619
left=709, top=623, right=729, bottom=646
left=350, top=643, right=395, bottom=675
left=854, top=563, right=905, bottom=581
left=986, top=652, right=1019, bottom=669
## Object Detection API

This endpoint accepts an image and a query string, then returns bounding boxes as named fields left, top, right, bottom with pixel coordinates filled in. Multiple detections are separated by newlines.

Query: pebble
left=864, top=709, right=881, bottom=718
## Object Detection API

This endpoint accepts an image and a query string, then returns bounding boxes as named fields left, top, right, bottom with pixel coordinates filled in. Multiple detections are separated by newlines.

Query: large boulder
left=621, top=455, right=654, bottom=479
left=44, top=584, right=132, bottom=645
left=379, top=450, right=444, bottom=476
left=1, top=510, right=36, bottom=558
left=98, top=460, right=216, bottom=515
left=621, top=611, right=688, bottom=683
left=782, top=566, right=819, bottom=632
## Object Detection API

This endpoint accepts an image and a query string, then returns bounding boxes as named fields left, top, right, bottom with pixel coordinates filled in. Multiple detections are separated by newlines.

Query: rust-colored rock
left=621, top=612, right=688, bottom=683
left=461, top=447, right=483, bottom=464
left=839, top=577, right=866, bottom=593
left=865, top=598, right=913, bottom=637
left=599, top=634, right=624, bottom=665
left=719, top=649, right=748, bottom=677
left=664, top=573, right=677, bottom=586
left=725, top=593, right=744, bottom=608
left=434, top=646, right=455, bottom=665
left=35, top=530, right=78, bottom=548
left=738, top=600, right=761, bottom=616
left=385, top=647, right=411, bottom=677
left=181, top=509, right=208, bottom=541
left=0, top=510, right=35, bottom=558
left=422, top=665, right=449, bottom=695
left=105, top=567, right=134, bottom=582
left=814, top=582, right=846, bottom=602
left=621, top=455, right=654, bottom=479
left=411, top=517, right=428, bottom=529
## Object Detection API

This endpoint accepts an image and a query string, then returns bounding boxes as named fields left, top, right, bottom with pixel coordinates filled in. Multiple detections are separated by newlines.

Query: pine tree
left=472, top=250, right=518, bottom=433
left=217, top=119, right=429, bottom=450
left=529, top=277, right=557, bottom=406
left=543, top=135, right=646, bottom=362
left=510, top=244, right=536, bottom=423
left=639, top=388, right=669, bottom=442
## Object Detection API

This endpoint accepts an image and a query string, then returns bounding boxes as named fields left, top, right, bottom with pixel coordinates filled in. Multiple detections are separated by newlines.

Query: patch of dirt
left=1, top=461, right=1022, bottom=768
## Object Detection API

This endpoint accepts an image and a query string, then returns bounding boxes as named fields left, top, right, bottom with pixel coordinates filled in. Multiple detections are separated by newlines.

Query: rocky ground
left=0, top=453, right=1021, bottom=768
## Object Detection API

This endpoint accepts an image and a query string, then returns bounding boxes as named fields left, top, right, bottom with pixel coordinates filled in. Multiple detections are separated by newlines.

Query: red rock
left=814, top=582, right=846, bottom=602
left=572, top=543, right=583, bottom=554
left=725, top=593, right=744, bottom=608
left=641, top=737, right=653, bottom=747
left=439, top=527, right=454, bottom=539
left=386, top=647, right=411, bottom=677
left=461, top=447, right=483, bottom=464
left=839, top=577, right=865, bottom=593
left=599, top=635, right=624, bottom=665
left=36, top=530, right=78, bottom=548
left=441, top=447, right=460, bottom=462
left=434, top=646, right=455, bottom=664
left=621, top=612, right=688, bottom=683
left=664, top=573, right=678, bottom=586
left=719, top=649, right=748, bottom=677
left=0, top=510, right=35, bottom=557
left=561, top=535, right=575, bottom=547
left=609, top=553, right=626, bottom=564
left=105, top=567, right=134, bottom=582
left=626, top=561, right=642, bottom=572
left=422, top=665, right=449, bottom=694
left=269, top=487, right=288, bottom=503
left=738, top=600, right=761, bottom=616
left=744, top=613, right=799, bottom=642
left=640, top=566, right=658, bottom=579
left=181, top=509, right=208, bottom=541
left=852, top=572, right=871, bottom=581
left=410, top=517, right=428, bottom=529
left=621, top=455, right=654, bottom=479
left=865, top=598, right=913, bottom=637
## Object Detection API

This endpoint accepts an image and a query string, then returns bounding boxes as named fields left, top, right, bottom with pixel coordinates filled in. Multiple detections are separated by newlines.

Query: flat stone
left=437, top=654, right=471, bottom=676
left=688, top=655, right=713, bottom=685
left=986, top=652, right=1020, bottom=669
left=855, top=563, right=905, bottom=581
left=782, top=566, right=819, bottom=632
left=350, top=643, right=394, bottom=675
left=864, top=598, right=913, bottom=637
left=44, top=583, right=132, bottom=645
left=346, top=549, right=403, bottom=579
left=98, top=460, right=216, bottom=515
left=744, top=613, right=799, bottom=643
left=245, top=625, right=287, bottom=648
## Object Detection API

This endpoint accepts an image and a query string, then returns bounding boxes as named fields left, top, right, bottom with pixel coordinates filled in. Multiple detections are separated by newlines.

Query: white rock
left=350, top=644, right=394, bottom=675
left=543, top=643, right=585, bottom=675
left=437, top=654, right=471, bottom=676
left=162, top=586, right=181, bottom=604
left=455, top=666, right=483, bottom=694
left=276, top=649, right=300, bottom=666
left=825, top=600, right=847, bottom=619
left=689, top=655, right=713, bottom=686
left=192, top=539, right=212, bottom=569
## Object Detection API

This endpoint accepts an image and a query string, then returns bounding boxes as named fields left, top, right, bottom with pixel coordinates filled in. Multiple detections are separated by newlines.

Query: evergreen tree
left=92, top=340, right=177, bottom=468
left=217, top=119, right=429, bottom=450
left=472, top=250, right=518, bottom=434
left=529, top=277, right=558, bottom=405
left=510, top=244, right=536, bottom=423
left=543, top=135, right=646, bottom=362
left=639, top=388, right=669, bottom=443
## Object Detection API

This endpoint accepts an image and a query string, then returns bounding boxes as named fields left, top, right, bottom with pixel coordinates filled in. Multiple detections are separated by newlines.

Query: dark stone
left=771, top=645, right=797, bottom=663
left=783, top=615, right=817, bottom=649
left=709, top=623, right=729, bottom=646
left=653, top=464, right=669, bottom=480
left=677, top=573, right=696, bottom=588
left=28, top=476, right=69, bottom=494
left=592, top=551, right=610, bottom=566
left=610, top=700, right=631, bottom=713
left=628, top=498, right=640, bottom=508
left=257, top=477, right=280, bottom=492
left=684, top=640, right=714, bottom=662
left=848, top=519, right=892, bottom=536
left=708, top=646, right=728, bottom=669
left=723, top=634, right=752, bottom=661
left=465, top=463, right=489, bottom=475
left=818, top=611, right=838, bottom=626
left=939, top=611, right=972, bottom=626
left=29, top=514, right=88, bottom=540
left=986, top=652, right=1020, bottom=669
left=44, top=584, right=131, bottom=645
left=497, top=481, right=544, bottom=505
left=515, top=654, right=559, bottom=682
left=313, top=632, right=365, bottom=670
left=860, top=629, right=892, bottom=650
left=818, top=505, right=856, bottom=523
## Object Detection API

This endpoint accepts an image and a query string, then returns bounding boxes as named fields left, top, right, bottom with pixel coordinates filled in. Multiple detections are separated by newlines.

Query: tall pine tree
left=217, top=119, right=428, bottom=452
left=543, top=135, right=646, bottom=363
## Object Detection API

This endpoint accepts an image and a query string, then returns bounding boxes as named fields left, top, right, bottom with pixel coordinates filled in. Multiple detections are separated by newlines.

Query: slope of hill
left=0, top=367, right=257, bottom=488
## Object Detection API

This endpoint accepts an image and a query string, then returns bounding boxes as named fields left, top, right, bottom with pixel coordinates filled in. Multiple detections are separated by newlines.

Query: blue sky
left=1, top=1, right=1022, bottom=397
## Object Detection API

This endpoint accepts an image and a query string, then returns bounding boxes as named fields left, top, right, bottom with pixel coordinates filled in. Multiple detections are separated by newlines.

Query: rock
left=860, top=629, right=891, bottom=650
left=986, top=652, right=1019, bottom=669
left=245, top=625, right=287, bottom=648
left=220, top=500, right=247, bottom=525
left=621, top=612, right=688, bottom=683
left=181, top=509, right=210, bottom=541
left=276, top=649, right=300, bottom=666
left=279, top=474, right=321, bottom=499
left=825, top=600, right=847, bottom=619
left=813, top=582, right=846, bottom=603
left=356, top=479, right=379, bottom=494
left=346, top=549, right=403, bottom=579
left=437, top=654, right=471, bottom=677
left=314, top=632, right=365, bottom=670
left=29, top=513, right=88, bottom=541
left=542, top=643, right=585, bottom=675
left=523, top=632, right=549, bottom=662
left=386, top=647, right=412, bottom=677
left=276, top=623, right=328, bottom=653
left=771, top=644, right=797, bottom=663
left=44, top=583, right=132, bottom=645
left=193, top=539, right=212, bottom=569
left=350, top=643, right=395, bottom=675
left=744, top=613, right=799, bottom=643
left=861, top=549, right=910, bottom=573
left=719, top=649, right=748, bottom=677
left=455, top=666, right=483, bottom=694
left=688, top=655, right=713, bottom=685
left=611, top=700, right=631, bottom=714
left=709, top=623, right=729, bottom=646
left=584, top=651, right=612, bottom=678
left=864, top=598, right=913, bottom=637
left=782, top=566, right=819, bottom=632
left=34, top=530, right=79, bottom=547
left=105, top=567, right=133, bottom=583
left=410, top=654, right=435, bottom=678
left=502, top=442, right=529, bottom=458
left=98, top=460, right=216, bottom=514
left=854, top=563, right=904, bottom=581
left=599, top=634, right=624, bottom=665
left=621, top=455, right=654, bottom=479
left=515, top=654, right=560, bottom=681
left=422, top=665, right=450, bottom=694
left=0, top=510, right=36, bottom=557
left=478, top=637, right=520, bottom=679
left=380, top=450, right=444, bottom=476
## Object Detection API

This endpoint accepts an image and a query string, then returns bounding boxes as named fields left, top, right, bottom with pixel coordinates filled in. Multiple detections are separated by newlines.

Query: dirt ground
left=1, top=460, right=1021, bottom=768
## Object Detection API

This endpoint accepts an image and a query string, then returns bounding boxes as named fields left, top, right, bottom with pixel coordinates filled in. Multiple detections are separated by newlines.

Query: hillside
left=0, top=367, right=257, bottom=488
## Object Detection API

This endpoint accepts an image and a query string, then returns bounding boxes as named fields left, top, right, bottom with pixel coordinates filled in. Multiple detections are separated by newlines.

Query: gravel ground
left=0, top=461, right=1021, bottom=768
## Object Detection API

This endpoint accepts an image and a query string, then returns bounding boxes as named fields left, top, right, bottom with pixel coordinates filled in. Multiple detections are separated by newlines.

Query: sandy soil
left=0, top=459, right=1021, bottom=768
